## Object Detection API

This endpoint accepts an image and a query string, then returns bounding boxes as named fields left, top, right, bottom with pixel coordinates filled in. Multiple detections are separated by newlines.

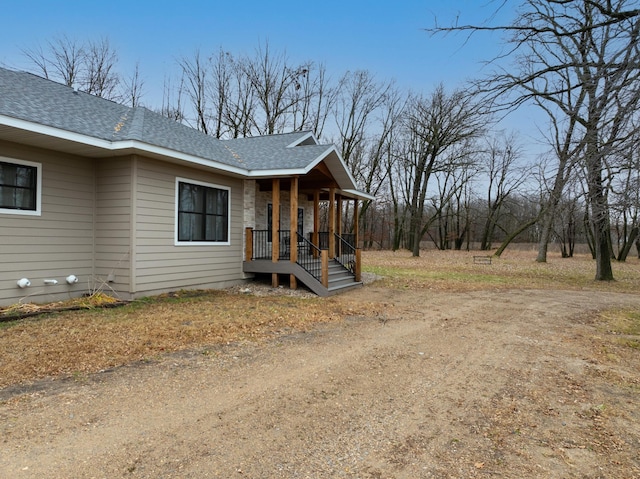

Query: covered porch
left=243, top=172, right=367, bottom=296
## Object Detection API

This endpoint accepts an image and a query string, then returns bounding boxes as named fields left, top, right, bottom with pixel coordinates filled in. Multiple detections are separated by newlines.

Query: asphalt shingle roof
left=0, top=67, right=332, bottom=173
left=222, top=134, right=333, bottom=171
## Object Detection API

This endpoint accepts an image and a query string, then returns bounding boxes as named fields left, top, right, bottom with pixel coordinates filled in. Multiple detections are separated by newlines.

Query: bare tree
left=535, top=123, right=585, bottom=262
left=242, top=42, right=310, bottom=135
left=190, top=43, right=322, bottom=139
left=400, top=85, right=486, bottom=256
left=179, top=50, right=211, bottom=133
left=479, top=133, right=528, bottom=250
left=289, top=63, right=337, bottom=138
left=333, top=71, right=392, bottom=168
left=422, top=138, right=480, bottom=251
left=206, top=49, right=256, bottom=139
left=554, top=181, right=584, bottom=258
left=358, top=87, right=407, bottom=246
left=22, top=35, right=122, bottom=101
left=429, top=0, right=640, bottom=280
left=158, top=75, right=186, bottom=123
left=218, top=53, right=257, bottom=138
left=609, top=137, right=640, bottom=261
left=23, top=35, right=85, bottom=88
left=83, top=37, right=120, bottom=99
left=330, top=71, right=404, bottom=243
left=450, top=161, right=478, bottom=250
left=121, top=62, right=145, bottom=107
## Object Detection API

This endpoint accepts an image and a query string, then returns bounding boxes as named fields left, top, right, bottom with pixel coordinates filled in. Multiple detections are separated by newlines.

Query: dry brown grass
left=0, top=289, right=381, bottom=389
left=1, top=248, right=639, bottom=389
left=366, top=248, right=640, bottom=293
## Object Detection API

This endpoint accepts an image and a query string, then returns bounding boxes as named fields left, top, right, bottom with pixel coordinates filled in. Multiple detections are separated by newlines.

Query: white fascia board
left=245, top=145, right=332, bottom=178
left=1, top=116, right=358, bottom=185
left=342, top=189, right=376, bottom=201
left=324, top=144, right=359, bottom=188
left=0, top=115, right=250, bottom=177
left=246, top=144, right=360, bottom=191
left=315, top=145, right=360, bottom=190
left=246, top=168, right=307, bottom=178
left=0, top=114, right=116, bottom=150
left=286, top=131, right=317, bottom=147
left=121, top=140, right=248, bottom=176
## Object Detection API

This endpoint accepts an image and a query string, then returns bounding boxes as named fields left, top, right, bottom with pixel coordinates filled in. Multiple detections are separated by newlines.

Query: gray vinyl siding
left=131, top=158, right=245, bottom=295
left=94, top=157, right=132, bottom=296
left=0, top=141, right=95, bottom=306
left=1, top=145, right=246, bottom=307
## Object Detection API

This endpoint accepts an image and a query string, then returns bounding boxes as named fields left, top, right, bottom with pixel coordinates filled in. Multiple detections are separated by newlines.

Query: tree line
left=14, top=0, right=640, bottom=281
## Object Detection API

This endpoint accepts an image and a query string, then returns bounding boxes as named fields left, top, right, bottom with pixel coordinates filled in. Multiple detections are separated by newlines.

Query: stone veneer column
left=243, top=180, right=256, bottom=264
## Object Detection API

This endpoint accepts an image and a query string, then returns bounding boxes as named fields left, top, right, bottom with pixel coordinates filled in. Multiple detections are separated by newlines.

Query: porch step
left=327, top=262, right=358, bottom=290
left=243, top=258, right=362, bottom=297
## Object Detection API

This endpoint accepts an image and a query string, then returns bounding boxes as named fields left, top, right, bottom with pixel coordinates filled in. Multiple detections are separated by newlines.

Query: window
left=0, top=158, right=41, bottom=215
left=176, top=178, right=230, bottom=244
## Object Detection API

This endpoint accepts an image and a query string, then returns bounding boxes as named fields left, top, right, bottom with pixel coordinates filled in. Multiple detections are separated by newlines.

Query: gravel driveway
left=1, top=286, right=640, bottom=478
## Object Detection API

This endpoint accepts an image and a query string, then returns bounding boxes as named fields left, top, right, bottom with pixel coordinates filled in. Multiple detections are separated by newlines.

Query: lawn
left=1, top=248, right=639, bottom=389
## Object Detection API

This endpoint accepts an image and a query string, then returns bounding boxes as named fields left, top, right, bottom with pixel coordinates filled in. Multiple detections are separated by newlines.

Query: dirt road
left=1, top=287, right=639, bottom=478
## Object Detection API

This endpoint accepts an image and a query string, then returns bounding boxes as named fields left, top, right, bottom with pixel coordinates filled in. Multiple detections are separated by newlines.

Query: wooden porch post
left=336, top=195, right=343, bottom=257
left=313, top=190, right=320, bottom=257
left=337, top=195, right=343, bottom=236
left=328, top=188, right=336, bottom=258
left=245, top=227, right=253, bottom=262
left=321, top=250, right=329, bottom=288
left=353, top=200, right=359, bottom=247
left=354, top=199, right=361, bottom=282
left=271, top=178, right=280, bottom=287
left=289, top=176, right=299, bottom=289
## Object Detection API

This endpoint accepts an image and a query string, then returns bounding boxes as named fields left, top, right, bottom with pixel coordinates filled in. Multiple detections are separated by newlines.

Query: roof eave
left=285, top=131, right=318, bottom=147
left=0, top=115, right=249, bottom=177
left=340, top=189, right=376, bottom=201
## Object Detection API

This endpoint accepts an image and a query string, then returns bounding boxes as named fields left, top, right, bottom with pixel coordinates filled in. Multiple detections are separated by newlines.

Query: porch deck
left=243, top=229, right=362, bottom=296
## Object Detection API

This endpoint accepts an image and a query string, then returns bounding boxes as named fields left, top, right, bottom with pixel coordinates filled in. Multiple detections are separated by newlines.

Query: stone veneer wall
left=243, top=180, right=256, bottom=264
left=254, top=188, right=314, bottom=237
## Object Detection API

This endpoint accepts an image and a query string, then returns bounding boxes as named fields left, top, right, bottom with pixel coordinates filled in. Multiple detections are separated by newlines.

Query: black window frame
left=0, top=158, right=41, bottom=215
left=176, top=179, right=230, bottom=244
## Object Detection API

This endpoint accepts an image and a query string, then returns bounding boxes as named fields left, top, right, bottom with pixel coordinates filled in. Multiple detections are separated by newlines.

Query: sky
left=0, top=0, right=539, bottom=145
left=0, top=1, right=514, bottom=95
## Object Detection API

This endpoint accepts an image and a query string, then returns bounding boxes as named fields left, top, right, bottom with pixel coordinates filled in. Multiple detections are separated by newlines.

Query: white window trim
left=0, top=156, right=42, bottom=216
left=174, top=177, right=231, bottom=246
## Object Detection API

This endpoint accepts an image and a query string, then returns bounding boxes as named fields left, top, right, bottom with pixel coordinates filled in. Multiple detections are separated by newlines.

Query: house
left=0, top=67, right=372, bottom=307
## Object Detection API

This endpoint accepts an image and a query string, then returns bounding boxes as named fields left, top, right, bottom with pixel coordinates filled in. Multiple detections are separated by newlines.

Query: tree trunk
left=536, top=212, right=553, bottom=263
left=494, top=216, right=539, bottom=257
left=586, top=139, right=614, bottom=280
left=567, top=214, right=575, bottom=258
left=584, top=210, right=596, bottom=259
left=617, top=226, right=639, bottom=262
left=536, top=152, right=572, bottom=263
left=480, top=218, right=494, bottom=251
